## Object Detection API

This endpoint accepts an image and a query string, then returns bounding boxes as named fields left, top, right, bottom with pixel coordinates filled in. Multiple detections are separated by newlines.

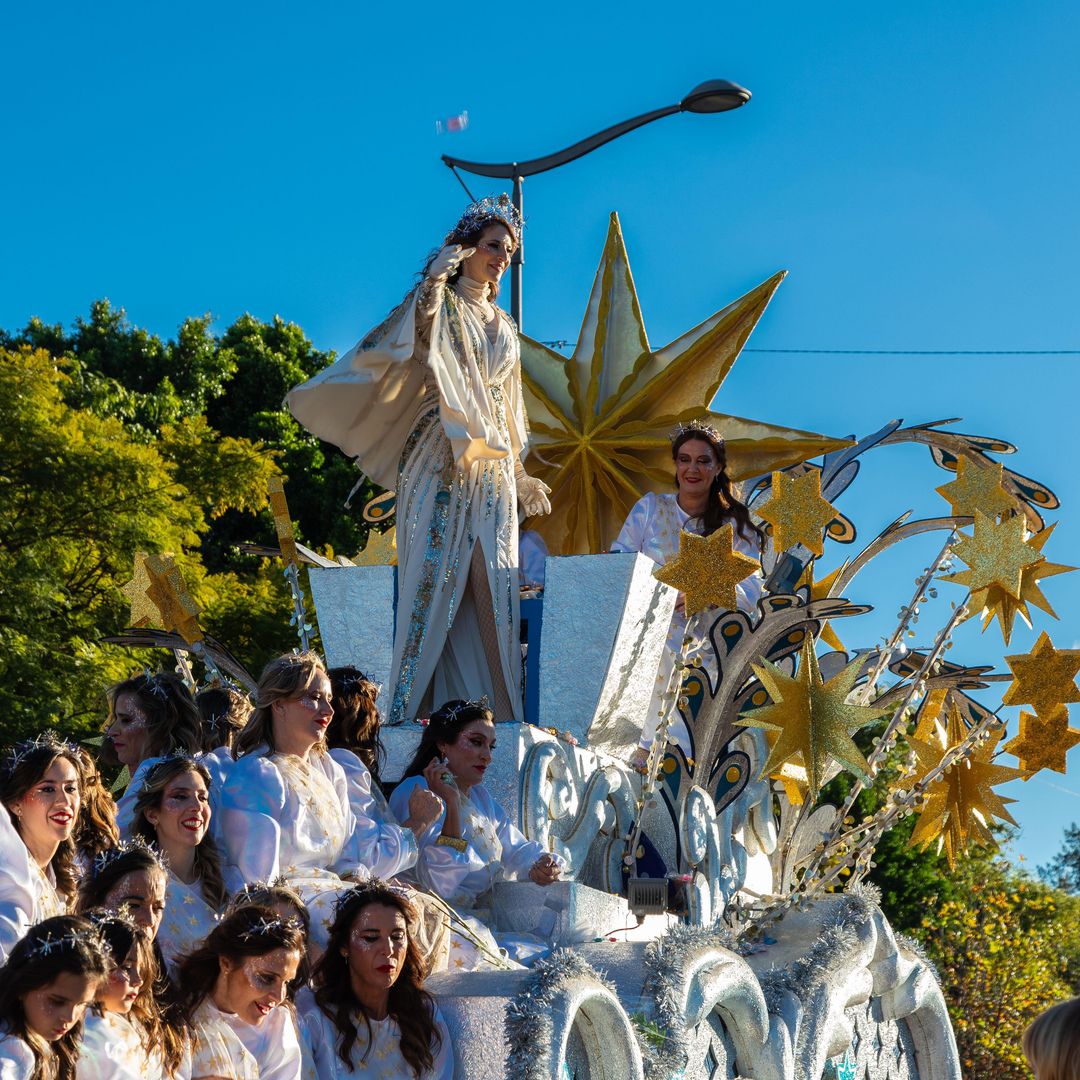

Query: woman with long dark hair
left=0, top=914, right=110, bottom=1080
left=131, top=756, right=227, bottom=970
left=0, top=734, right=84, bottom=960
left=389, top=700, right=564, bottom=970
left=611, top=420, right=765, bottom=759
left=77, top=841, right=168, bottom=944
left=287, top=196, right=551, bottom=724
left=175, top=905, right=305, bottom=1080
left=303, top=882, right=452, bottom=1079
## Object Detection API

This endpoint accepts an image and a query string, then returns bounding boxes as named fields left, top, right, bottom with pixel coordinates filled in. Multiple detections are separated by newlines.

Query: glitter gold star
left=935, top=456, right=1016, bottom=519
left=797, top=562, right=847, bottom=651
left=965, top=524, right=1075, bottom=645
left=353, top=525, right=398, bottom=567
left=518, top=214, right=852, bottom=554
left=145, top=555, right=203, bottom=645
left=941, top=511, right=1043, bottom=600
left=652, top=524, right=760, bottom=617
left=908, top=703, right=1022, bottom=867
left=267, top=476, right=298, bottom=565
left=1004, top=707, right=1080, bottom=776
left=120, top=552, right=159, bottom=628
left=1001, top=630, right=1080, bottom=717
left=741, top=639, right=890, bottom=800
left=755, top=470, right=839, bottom=557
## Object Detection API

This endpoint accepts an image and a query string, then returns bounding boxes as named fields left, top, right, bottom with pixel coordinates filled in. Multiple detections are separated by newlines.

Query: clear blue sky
left=4, top=0, right=1079, bottom=870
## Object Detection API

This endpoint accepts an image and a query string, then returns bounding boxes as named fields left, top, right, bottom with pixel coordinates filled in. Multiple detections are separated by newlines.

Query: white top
left=0, top=809, right=67, bottom=962
left=388, top=778, right=563, bottom=908
left=158, top=871, right=221, bottom=971
left=327, top=749, right=416, bottom=880
left=76, top=1011, right=159, bottom=1080
left=0, top=1034, right=36, bottom=1080
left=222, top=1003, right=302, bottom=1080
left=301, top=1001, right=453, bottom=1080
left=189, top=1001, right=258, bottom=1080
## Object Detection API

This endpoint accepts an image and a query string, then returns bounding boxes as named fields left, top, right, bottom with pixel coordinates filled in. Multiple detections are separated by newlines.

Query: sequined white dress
left=221, top=1003, right=302, bottom=1080
left=0, top=808, right=67, bottom=962
left=76, top=1011, right=161, bottom=1080
left=389, top=777, right=564, bottom=969
left=300, top=1000, right=453, bottom=1080
left=218, top=747, right=371, bottom=949
left=189, top=1001, right=258, bottom=1080
left=611, top=492, right=764, bottom=748
left=287, top=275, right=533, bottom=724
left=158, top=871, right=221, bottom=971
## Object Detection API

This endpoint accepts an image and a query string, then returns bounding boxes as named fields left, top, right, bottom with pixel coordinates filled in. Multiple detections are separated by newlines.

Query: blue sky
left=3, top=0, right=1079, bottom=869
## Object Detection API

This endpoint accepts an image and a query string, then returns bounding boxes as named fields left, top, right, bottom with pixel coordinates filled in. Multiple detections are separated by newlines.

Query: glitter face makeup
left=98, top=944, right=142, bottom=1015
left=346, top=904, right=408, bottom=998
left=271, top=673, right=334, bottom=757
left=20, top=971, right=98, bottom=1042
left=146, top=769, right=211, bottom=850
left=107, top=693, right=151, bottom=768
left=103, top=869, right=167, bottom=939
left=438, top=719, right=496, bottom=792
left=9, top=756, right=81, bottom=864
left=216, top=947, right=301, bottom=1026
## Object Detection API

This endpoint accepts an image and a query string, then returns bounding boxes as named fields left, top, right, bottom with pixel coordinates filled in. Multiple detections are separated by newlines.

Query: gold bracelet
left=436, top=835, right=468, bottom=852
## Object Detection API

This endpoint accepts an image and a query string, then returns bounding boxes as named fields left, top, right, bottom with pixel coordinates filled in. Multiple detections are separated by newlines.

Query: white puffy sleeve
left=328, top=749, right=416, bottom=880
left=0, top=810, right=40, bottom=963
left=218, top=753, right=286, bottom=894
left=610, top=494, right=654, bottom=554
left=429, top=1004, right=455, bottom=1080
left=116, top=756, right=164, bottom=838
left=476, top=787, right=564, bottom=880
left=733, top=528, right=765, bottom=614
left=0, top=1036, right=36, bottom=1080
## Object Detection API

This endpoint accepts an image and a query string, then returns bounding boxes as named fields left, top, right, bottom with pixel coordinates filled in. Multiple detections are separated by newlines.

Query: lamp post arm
left=441, top=102, right=682, bottom=180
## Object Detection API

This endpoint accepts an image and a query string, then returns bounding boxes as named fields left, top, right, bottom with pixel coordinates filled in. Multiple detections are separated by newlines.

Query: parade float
left=116, top=213, right=1077, bottom=1080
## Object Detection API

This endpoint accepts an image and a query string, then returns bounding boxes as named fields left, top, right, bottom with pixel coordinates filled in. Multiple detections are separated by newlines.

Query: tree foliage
left=1039, top=821, right=1080, bottom=894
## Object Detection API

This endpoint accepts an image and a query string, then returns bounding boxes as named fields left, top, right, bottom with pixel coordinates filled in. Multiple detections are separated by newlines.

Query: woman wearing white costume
left=390, top=700, right=564, bottom=970
left=611, top=421, right=765, bottom=759
left=286, top=196, right=551, bottom=724
left=219, top=653, right=442, bottom=950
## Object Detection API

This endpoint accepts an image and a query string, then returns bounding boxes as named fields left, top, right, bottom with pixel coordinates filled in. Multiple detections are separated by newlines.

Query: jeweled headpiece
left=670, top=419, right=725, bottom=448
left=23, top=922, right=109, bottom=962
left=90, top=836, right=168, bottom=880
left=450, top=194, right=523, bottom=244
left=237, top=914, right=305, bottom=942
left=2, top=731, right=81, bottom=780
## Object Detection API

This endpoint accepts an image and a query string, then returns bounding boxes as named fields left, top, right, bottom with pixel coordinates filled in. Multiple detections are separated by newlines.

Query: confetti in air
left=435, top=110, right=469, bottom=135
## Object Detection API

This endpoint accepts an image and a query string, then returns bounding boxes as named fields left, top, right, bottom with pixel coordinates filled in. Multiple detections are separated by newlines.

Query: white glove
left=427, top=244, right=475, bottom=282
left=517, top=474, right=552, bottom=517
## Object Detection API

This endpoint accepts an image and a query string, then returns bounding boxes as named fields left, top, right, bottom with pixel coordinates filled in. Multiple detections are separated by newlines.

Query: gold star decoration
left=935, top=456, right=1016, bottom=519
left=741, top=639, right=890, bottom=800
left=1003, top=707, right=1080, bottom=776
left=755, top=469, right=839, bottom=557
left=353, top=525, right=398, bottom=567
left=907, top=702, right=1022, bottom=867
left=518, top=213, right=852, bottom=554
left=964, top=524, right=1075, bottom=645
left=1001, top=630, right=1080, bottom=718
left=941, top=510, right=1043, bottom=599
left=796, top=562, right=847, bottom=651
left=652, top=523, right=760, bottom=616
left=120, top=552, right=159, bottom=628
left=267, top=476, right=298, bottom=565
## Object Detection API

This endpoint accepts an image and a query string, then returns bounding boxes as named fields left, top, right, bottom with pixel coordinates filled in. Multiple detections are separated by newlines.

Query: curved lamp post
left=441, top=80, right=751, bottom=329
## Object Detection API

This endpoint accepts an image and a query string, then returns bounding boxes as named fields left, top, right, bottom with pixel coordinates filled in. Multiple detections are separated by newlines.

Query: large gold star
left=120, top=552, right=159, bottom=628
left=740, top=639, right=890, bottom=800
left=755, top=470, right=839, bottom=557
left=908, top=703, right=1022, bottom=867
left=652, top=524, right=760, bottom=617
left=935, top=456, right=1016, bottom=519
left=942, top=511, right=1043, bottom=599
left=353, top=525, right=398, bottom=567
left=145, top=555, right=203, bottom=645
left=518, top=214, right=852, bottom=554
left=1001, top=630, right=1080, bottom=717
left=1004, top=707, right=1080, bottom=776
left=965, top=524, right=1075, bottom=644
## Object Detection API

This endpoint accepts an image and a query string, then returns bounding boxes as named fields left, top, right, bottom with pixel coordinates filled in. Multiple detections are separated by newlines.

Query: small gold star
left=1002, top=631, right=1080, bottom=718
left=145, top=555, right=203, bottom=644
left=1004, top=707, right=1080, bottom=775
left=652, top=523, right=760, bottom=617
left=756, top=470, right=839, bottom=557
left=935, top=456, right=1016, bottom=519
left=943, top=511, right=1043, bottom=600
left=120, top=553, right=159, bottom=628
left=353, top=526, right=398, bottom=567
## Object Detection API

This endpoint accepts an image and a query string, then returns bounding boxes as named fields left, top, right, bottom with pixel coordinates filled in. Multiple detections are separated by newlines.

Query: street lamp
left=441, top=80, right=751, bottom=329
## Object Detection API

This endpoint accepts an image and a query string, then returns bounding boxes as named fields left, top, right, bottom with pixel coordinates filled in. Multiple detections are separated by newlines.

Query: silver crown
left=238, top=915, right=304, bottom=942
left=3, top=731, right=80, bottom=778
left=91, top=837, right=168, bottom=879
left=451, top=194, right=523, bottom=244
left=670, top=419, right=725, bottom=447
left=24, top=923, right=109, bottom=962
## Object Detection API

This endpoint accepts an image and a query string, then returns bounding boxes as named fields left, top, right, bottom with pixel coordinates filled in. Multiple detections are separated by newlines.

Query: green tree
left=1039, top=822, right=1080, bottom=894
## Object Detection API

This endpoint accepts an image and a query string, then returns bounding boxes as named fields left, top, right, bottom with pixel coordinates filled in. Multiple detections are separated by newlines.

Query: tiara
left=139, top=669, right=172, bottom=701
left=238, top=914, right=304, bottom=942
left=436, top=697, right=491, bottom=725
left=24, top=923, right=109, bottom=962
left=332, top=880, right=412, bottom=919
left=3, top=731, right=81, bottom=778
left=451, top=194, right=523, bottom=244
left=91, top=837, right=168, bottom=879
left=670, top=419, right=725, bottom=447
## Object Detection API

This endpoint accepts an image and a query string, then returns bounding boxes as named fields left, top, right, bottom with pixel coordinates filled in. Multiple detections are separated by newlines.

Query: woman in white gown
left=131, top=757, right=227, bottom=971
left=611, top=421, right=765, bottom=759
left=286, top=196, right=551, bottom=724
left=175, top=905, right=305, bottom=1080
left=0, top=734, right=83, bottom=961
left=220, top=653, right=441, bottom=951
left=389, top=701, right=564, bottom=970
left=302, top=881, right=453, bottom=1080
